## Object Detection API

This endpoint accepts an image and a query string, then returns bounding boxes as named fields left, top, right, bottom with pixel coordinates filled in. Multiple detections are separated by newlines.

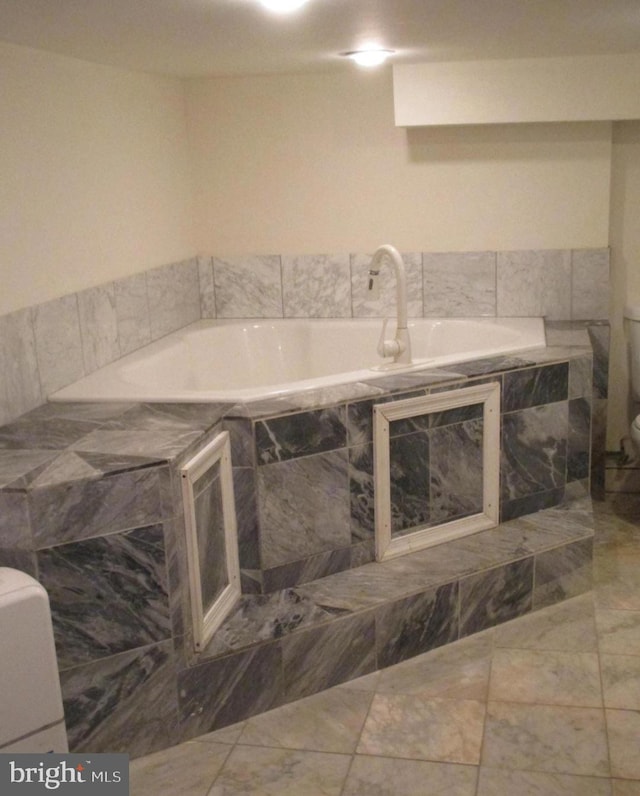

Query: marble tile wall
left=240, top=350, right=594, bottom=593
left=0, top=247, right=608, bottom=428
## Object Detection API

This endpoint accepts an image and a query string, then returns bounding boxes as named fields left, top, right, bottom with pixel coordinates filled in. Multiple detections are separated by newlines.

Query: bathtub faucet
left=367, top=244, right=412, bottom=366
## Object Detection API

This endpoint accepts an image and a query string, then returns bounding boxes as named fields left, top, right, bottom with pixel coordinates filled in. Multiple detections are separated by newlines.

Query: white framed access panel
left=181, top=431, right=240, bottom=652
left=374, top=382, right=500, bottom=562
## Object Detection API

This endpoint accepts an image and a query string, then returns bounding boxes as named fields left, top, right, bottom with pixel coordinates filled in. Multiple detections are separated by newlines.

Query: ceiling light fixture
left=259, top=0, right=310, bottom=13
left=341, top=48, right=395, bottom=67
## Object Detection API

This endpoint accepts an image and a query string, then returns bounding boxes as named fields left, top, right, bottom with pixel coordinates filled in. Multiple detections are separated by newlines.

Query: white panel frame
left=181, top=430, right=240, bottom=652
left=374, top=383, right=500, bottom=562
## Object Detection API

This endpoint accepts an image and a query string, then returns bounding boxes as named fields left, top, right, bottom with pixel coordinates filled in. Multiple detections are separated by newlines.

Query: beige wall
left=608, top=121, right=640, bottom=448
left=186, top=69, right=611, bottom=255
left=0, top=42, right=195, bottom=316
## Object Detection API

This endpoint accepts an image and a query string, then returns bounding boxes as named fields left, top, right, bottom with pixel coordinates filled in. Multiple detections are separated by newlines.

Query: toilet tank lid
left=624, top=305, right=640, bottom=321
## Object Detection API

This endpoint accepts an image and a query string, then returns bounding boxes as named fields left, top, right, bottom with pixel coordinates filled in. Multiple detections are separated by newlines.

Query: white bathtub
left=49, top=317, right=546, bottom=404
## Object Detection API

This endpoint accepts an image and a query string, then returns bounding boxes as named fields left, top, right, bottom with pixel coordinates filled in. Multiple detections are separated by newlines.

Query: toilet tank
left=0, top=568, right=68, bottom=752
left=625, top=305, right=640, bottom=401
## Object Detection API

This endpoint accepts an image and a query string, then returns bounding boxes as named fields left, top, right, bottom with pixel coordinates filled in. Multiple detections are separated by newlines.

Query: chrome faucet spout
left=367, top=244, right=412, bottom=366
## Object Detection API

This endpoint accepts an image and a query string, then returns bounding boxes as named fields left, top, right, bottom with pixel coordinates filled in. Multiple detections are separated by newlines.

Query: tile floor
left=131, top=494, right=640, bottom=795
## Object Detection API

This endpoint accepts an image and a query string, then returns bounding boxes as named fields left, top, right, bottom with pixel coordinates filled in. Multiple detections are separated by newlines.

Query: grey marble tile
left=258, top=450, right=350, bottom=569
left=33, top=293, right=85, bottom=395
left=502, top=362, right=569, bottom=412
left=482, top=702, right=609, bottom=776
left=0, top=547, right=37, bottom=576
left=0, top=448, right=59, bottom=487
left=282, top=612, right=376, bottom=701
left=501, top=402, right=568, bottom=502
left=77, top=282, right=120, bottom=374
left=112, top=402, right=228, bottom=434
left=533, top=537, right=594, bottom=609
left=569, top=354, right=593, bottom=399
left=70, top=428, right=203, bottom=460
left=459, top=558, right=534, bottom=637
left=224, top=418, right=254, bottom=467
left=233, top=467, right=259, bottom=571
left=0, top=414, right=100, bottom=451
left=500, top=487, right=566, bottom=523
left=588, top=323, right=610, bottom=400
left=357, top=693, right=485, bottom=764
left=147, top=258, right=200, bottom=339
left=348, top=442, right=374, bottom=543
left=209, top=745, right=351, bottom=796
left=572, top=248, right=610, bottom=321
left=343, top=756, right=478, bottom=796
left=351, top=251, right=423, bottom=318
left=0, top=490, right=30, bottom=549
left=177, top=643, right=283, bottom=739
left=429, top=418, right=484, bottom=525
left=282, top=254, right=351, bottom=318
left=0, top=307, right=42, bottom=427
left=115, top=272, right=152, bottom=356
left=61, top=640, right=178, bottom=757
left=30, top=465, right=166, bottom=547
left=197, top=255, right=216, bottom=319
left=201, top=589, right=347, bottom=658
left=423, top=251, right=496, bottom=317
left=375, top=582, right=458, bottom=668
left=255, top=406, right=347, bottom=464
left=214, top=255, right=283, bottom=318
left=389, top=429, right=430, bottom=533
left=262, top=547, right=351, bottom=592
left=39, top=525, right=171, bottom=668
left=497, top=249, right=572, bottom=320
left=568, top=397, right=591, bottom=482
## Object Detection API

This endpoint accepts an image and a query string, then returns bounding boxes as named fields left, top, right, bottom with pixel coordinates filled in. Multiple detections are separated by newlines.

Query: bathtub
left=49, top=317, right=546, bottom=404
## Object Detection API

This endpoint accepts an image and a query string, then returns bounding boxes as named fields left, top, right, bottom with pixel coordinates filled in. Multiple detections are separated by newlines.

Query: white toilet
left=625, top=304, right=640, bottom=454
left=0, top=568, right=68, bottom=752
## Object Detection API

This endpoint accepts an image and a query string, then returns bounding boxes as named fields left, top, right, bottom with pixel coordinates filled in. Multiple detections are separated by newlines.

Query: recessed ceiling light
left=341, top=49, right=395, bottom=67
left=259, top=0, right=310, bottom=13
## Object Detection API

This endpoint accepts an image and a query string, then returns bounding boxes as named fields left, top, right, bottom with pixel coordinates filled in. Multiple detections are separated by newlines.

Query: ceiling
left=0, top=0, right=639, bottom=78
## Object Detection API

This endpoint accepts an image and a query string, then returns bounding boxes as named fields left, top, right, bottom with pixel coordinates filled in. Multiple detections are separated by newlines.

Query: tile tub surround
left=0, top=247, right=609, bottom=429
left=0, top=325, right=600, bottom=759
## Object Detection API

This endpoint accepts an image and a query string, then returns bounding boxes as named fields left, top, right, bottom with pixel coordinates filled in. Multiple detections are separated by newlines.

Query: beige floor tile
left=482, top=702, right=610, bottom=777
left=596, top=609, right=640, bottom=655
left=130, top=741, right=231, bottom=796
left=606, top=709, right=640, bottom=779
left=476, top=766, right=612, bottom=795
left=207, top=745, right=351, bottom=796
left=613, top=781, right=640, bottom=795
left=375, top=633, right=493, bottom=700
left=357, top=694, right=485, bottom=765
left=237, top=687, right=372, bottom=753
left=601, top=654, right=640, bottom=709
left=488, top=648, right=602, bottom=707
left=342, top=756, right=478, bottom=796
left=594, top=548, right=640, bottom=610
left=493, top=594, right=597, bottom=652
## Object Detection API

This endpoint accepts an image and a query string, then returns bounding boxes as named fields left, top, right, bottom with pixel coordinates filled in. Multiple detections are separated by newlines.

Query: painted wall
left=186, top=69, right=612, bottom=255
left=609, top=121, right=640, bottom=449
left=0, top=42, right=195, bottom=316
